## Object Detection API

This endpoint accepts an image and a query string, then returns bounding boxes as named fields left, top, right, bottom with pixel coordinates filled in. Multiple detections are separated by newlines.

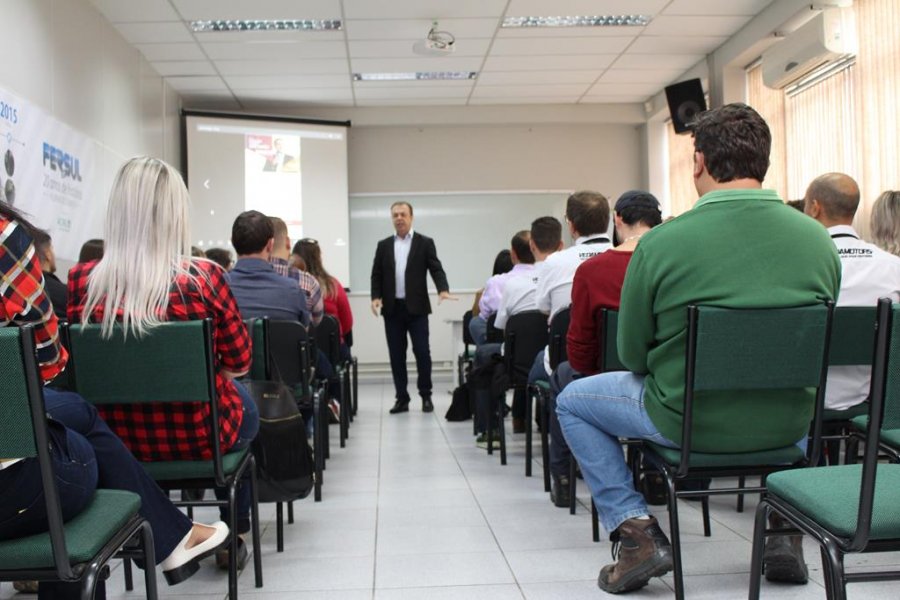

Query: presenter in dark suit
left=371, top=201, right=456, bottom=414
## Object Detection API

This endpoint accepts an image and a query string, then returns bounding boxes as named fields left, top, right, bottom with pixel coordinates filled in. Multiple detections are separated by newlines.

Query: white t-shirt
left=535, top=235, right=612, bottom=321
left=827, top=225, right=900, bottom=410
left=495, top=262, right=543, bottom=330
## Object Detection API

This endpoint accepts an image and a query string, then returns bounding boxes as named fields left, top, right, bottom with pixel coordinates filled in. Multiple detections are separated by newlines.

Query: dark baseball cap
left=615, top=190, right=661, bottom=213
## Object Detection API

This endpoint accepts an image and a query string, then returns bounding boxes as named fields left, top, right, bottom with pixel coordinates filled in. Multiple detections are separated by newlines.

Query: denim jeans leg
left=527, top=350, right=548, bottom=385
left=216, top=380, right=259, bottom=532
left=468, top=315, right=488, bottom=346
left=556, top=372, right=677, bottom=534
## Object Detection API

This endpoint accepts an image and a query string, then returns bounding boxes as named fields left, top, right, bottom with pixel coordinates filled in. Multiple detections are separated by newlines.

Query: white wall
left=0, top=0, right=182, bottom=268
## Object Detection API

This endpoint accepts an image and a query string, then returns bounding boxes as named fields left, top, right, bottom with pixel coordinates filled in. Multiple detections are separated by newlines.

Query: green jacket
left=618, top=188, right=841, bottom=452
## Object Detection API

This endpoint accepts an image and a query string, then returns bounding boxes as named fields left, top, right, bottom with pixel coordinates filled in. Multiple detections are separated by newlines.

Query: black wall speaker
left=665, top=79, right=707, bottom=134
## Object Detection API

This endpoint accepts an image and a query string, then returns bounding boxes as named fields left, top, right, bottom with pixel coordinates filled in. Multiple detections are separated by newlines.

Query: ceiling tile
left=349, top=39, right=492, bottom=58
left=662, top=0, right=775, bottom=16
left=497, top=25, right=647, bottom=38
left=470, top=84, right=591, bottom=98
left=643, top=15, right=752, bottom=37
left=579, top=95, right=647, bottom=103
left=180, top=95, right=243, bottom=110
left=115, top=22, right=194, bottom=44
left=226, top=74, right=351, bottom=90
left=343, top=0, right=507, bottom=20
left=585, top=82, right=662, bottom=96
left=202, top=41, right=347, bottom=60
left=354, top=85, right=472, bottom=99
left=89, top=0, right=180, bottom=22
left=135, top=43, right=207, bottom=61
left=598, top=68, right=686, bottom=84
left=505, top=0, right=668, bottom=17
left=483, top=55, right=616, bottom=71
left=235, top=88, right=353, bottom=102
left=345, top=18, right=498, bottom=40
left=151, top=61, right=217, bottom=76
left=350, top=57, right=482, bottom=73
left=489, top=37, right=633, bottom=56
left=612, top=53, right=702, bottom=70
left=357, top=98, right=468, bottom=106
left=170, top=0, right=342, bottom=21
left=469, top=96, right=581, bottom=105
left=193, top=30, right=345, bottom=43
left=165, top=76, right=229, bottom=91
left=244, top=98, right=355, bottom=108
left=628, top=35, right=728, bottom=54
left=477, top=70, right=602, bottom=86
left=215, top=59, right=349, bottom=76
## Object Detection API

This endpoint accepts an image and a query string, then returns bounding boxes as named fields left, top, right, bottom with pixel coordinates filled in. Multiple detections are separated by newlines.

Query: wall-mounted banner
left=0, top=84, right=99, bottom=261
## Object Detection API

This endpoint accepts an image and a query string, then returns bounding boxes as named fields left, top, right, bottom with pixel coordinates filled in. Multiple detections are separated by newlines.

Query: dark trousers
left=549, top=361, right=582, bottom=478
left=383, top=300, right=432, bottom=400
left=472, top=343, right=502, bottom=434
left=214, top=379, right=260, bottom=533
left=0, top=389, right=194, bottom=599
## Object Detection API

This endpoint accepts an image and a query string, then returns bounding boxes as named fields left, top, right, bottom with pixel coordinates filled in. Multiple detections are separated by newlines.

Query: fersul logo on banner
left=42, top=142, right=82, bottom=181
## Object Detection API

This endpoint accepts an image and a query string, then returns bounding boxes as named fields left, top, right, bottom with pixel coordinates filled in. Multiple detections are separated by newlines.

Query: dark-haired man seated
left=557, top=104, right=840, bottom=593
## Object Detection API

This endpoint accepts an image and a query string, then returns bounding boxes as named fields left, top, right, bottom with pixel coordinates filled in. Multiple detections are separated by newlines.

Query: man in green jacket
left=556, top=103, right=840, bottom=594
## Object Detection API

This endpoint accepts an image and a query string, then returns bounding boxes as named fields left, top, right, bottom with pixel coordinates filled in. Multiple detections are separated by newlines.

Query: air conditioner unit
left=761, top=7, right=857, bottom=90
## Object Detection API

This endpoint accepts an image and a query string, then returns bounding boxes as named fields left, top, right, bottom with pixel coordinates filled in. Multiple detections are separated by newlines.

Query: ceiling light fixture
left=502, top=15, right=651, bottom=28
left=353, top=72, right=477, bottom=82
left=190, top=19, right=342, bottom=32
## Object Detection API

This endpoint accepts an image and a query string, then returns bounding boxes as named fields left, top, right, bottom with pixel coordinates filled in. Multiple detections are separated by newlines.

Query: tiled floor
left=5, top=377, right=900, bottom=599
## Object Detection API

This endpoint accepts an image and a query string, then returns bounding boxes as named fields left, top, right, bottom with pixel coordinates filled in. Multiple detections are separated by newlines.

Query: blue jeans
left=556, top=372, right=677, bottom=534
left=215, top=379, right=259, bottom=532
left=528, top=349, right=548, bottom=385
left=469, top=315, right=488, bottom=346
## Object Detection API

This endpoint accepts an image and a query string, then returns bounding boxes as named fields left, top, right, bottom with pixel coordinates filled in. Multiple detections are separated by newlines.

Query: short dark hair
left=205, top=247, right=233, bottom=271
left=232, top=210, right=274, bottom=255
left=566, top=191, right=610, bottom=237
left=492, top=249, right=514, bottom=275
left=786, top=199, right=806, bottom=212
left=615, top=191, right=663, bottom=228
left=78, top=239, right=104, bottom=263
left=31, top=228, right=51, bottom=254
left=390, top=201, right=413, bottom=216
left=691, top=103, right=771, bottom=183
left=530, top=216, right=562, bottom=253
left=510, top=230, right=534, bottom=264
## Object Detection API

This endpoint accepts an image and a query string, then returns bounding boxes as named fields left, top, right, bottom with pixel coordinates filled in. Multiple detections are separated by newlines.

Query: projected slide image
left=247, top=134, right=299, bottom=173
left=244, top=134, right=303, bottom=237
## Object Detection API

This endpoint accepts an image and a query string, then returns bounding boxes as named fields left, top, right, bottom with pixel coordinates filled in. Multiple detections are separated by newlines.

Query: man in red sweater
left=547, top=191, right=662, bottom=507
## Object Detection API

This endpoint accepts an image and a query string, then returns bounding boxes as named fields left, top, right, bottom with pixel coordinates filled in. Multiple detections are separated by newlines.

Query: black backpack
left=245, top=380, right=314, bottom=502
left=445, top=384, right=472, bottom=421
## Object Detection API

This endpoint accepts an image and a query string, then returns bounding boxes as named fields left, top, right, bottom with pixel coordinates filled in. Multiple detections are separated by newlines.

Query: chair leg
left=701, top=496, right=711, bottom=537
left=663, top=473, right=686, bottom=600
left=499, top=394, right=507, bottom=466
left=525, top=386, right=533, bottom=477
left=569, top=457, right=577, bottom=515
left=322, top=390, right=331, bottom=462
left=748, top=501, right=769, bottom=600
left=276, top=502, right=284, bottom=553
left=591, top=499, right=600, bottom=542
left=123, top=557, right=134, bottom=591
left=79, top=559, right=104, bottom=600
left=249, top=458, right=263, bottom=589
left=227, top=484, right=239, bottom=600
left=288, top=501, right=294, bottom=524
left=140, top=520, right=159, bottom=600
left=339, top=374, right=347, bottom=449
left=540, top=390, right=551, bottom=492
left=821, top=539, right=847, bottom=600
left=736, top=476, right=746, bottom=512
left=352, top=357, right=358, bottom=417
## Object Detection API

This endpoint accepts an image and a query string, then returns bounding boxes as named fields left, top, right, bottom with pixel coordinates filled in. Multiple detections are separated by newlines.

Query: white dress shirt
left=535, top=235, right=612, bottom=321
left=393, top=229, right=414, bottom=299
left=495, top=262, right=544, bottom=330
left=826, top=225, right=900, bottom=410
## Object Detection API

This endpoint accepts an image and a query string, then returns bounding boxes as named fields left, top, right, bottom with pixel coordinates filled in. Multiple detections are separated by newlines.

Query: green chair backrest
left=691, top=304, right=831, bottom=392
left=600, top=309, right=626, bottom=373
left=881, top=304, right=900, bottom=431
left=829, top=306, right=878, bottom=367
left=247, top=318, right=268, bottom=381
left=0, top=327, right=38, bottom=459
left=67, top=320, right=214, bottom=405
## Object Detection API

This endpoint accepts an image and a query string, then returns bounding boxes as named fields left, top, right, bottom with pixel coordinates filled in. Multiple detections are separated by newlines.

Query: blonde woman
left=67, top=157, right=258, bottom=568
left=870, top=190, right=900, bottom=256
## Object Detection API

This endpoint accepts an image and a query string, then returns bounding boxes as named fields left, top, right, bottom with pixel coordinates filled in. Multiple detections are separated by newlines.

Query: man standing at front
left=556, top=104, right=840, bottom=594
left=371, top=202, right=454, bottom=414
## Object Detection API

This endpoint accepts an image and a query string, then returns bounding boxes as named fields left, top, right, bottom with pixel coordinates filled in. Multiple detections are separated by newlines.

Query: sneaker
left=475, top=432, right=501, bottom=449
left=328, top=399, right=340, bottom=424
left=215, top=536, right=249, bottom=571
left=598, top=516, right=674, bottom=594
left=764, top=513, right=808, bottom=584
left=551, top=473, right=571, bottom=508
left=13, top=581, right=39, bottom=593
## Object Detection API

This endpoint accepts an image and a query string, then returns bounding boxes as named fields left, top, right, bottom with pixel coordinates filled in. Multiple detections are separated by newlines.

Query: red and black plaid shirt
left=67, top=259, right=251, bottom=462
left=0, top=217, right=67, bottom=382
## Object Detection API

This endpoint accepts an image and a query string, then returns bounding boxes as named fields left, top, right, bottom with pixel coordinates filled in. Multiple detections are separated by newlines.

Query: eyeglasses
left=300, top=238, right=318, bottom=245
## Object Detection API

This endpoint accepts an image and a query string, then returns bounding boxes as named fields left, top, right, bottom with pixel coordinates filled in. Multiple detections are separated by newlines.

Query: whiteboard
left=348, top=191, right=571, bottom=293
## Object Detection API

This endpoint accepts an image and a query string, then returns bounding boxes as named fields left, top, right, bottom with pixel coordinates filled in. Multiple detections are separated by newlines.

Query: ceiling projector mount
left=412, top=21, right=456, bottom=56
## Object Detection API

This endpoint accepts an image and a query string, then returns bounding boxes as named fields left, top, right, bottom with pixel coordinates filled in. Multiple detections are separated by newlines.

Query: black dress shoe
left=389, top=399, right=410, bottom=414
left=551, top=474, right=571, bottom=508
left=422, top=397, right=434, bottom=413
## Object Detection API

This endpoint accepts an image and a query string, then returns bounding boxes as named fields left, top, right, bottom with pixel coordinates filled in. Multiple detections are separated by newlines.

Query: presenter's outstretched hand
left=371, top=298, right=383, bottom=317
left=438, top=291, right=459, bottom=305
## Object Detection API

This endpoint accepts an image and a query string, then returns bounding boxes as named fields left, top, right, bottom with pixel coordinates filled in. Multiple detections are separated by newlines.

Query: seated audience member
left=470, top=233, right=534, bottom=346
left=31, top=228, right=67, bottom=319
left=546, top=191, right=662, bottom=508
left=557, top=104, right=840, bottom=593
left=805, top=173, right=900, bottom=413
left=786, top=199, right=806, bottom=212
left=205, top=247, right=234, bottom=271
left=191, top=245, right=205, bottom=258
left=870, top=190, right=900, bottom=257
left=68, top=157, right=257, bottom=571
left=294, top=237, right=354, bottom=362
left=269, top=216, right=323, bottom=325
left=472, top=218, right=562, bottom=447
left=1, top=201, right=229, bottom=598
left=77, top=238, right=104, bottom=263
left=471, top=249, right=513, bottom=321
left=532, top=191, right=613, bottom=384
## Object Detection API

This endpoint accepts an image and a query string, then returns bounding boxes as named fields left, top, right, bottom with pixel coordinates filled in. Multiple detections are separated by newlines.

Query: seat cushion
left=850, top=416, right=900, bottom=448
left=768, top=464, right=900, bottom=540
left=646, top=443, right=805, bottom=469
left=823, top=401, right=869, bottom=422
left=142, top=447, right=249, bottom=481
left=0, top=489, right=140, bottom=570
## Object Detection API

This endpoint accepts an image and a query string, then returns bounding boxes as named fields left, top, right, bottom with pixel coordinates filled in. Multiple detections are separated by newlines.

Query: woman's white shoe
left=160, top=521, right=229, bottom=585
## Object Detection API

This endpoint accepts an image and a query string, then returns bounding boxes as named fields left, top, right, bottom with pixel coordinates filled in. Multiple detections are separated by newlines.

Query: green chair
left=66, top=319, right=262, bottom=600
left=0, top=325, right=157, bottom=600
left=313, top=314, right=350, bottom=447
left=750, top=297, right=900, bottom=599
left=458, top=309, right=476, bottom=388
left=635, top=303, right=833, bottom=600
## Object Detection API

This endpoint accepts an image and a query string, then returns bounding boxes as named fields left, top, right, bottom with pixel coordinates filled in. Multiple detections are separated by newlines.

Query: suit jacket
left=371, top=231, right=449, bottom=316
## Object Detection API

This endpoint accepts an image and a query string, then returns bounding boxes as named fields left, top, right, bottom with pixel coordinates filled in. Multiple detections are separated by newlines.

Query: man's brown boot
left=764, top=513, right=808, bottom=584
left=598, top=516, right=674, bottom=594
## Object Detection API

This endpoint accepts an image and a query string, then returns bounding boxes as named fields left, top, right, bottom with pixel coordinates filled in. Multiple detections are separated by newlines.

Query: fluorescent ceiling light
left=502, top=15, right=651, bottom=28
left=353, top=72, right=477, bottom=82
left=190, top=19, right=342, bottom=32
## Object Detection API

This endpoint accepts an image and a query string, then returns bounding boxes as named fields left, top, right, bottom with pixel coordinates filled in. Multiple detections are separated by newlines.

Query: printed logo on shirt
left=838, top=248, right=873, bottom=257
left=577, top=248, right=604, bottom=261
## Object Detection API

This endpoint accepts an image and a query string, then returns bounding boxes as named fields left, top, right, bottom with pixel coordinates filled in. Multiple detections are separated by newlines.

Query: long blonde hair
left=83, top=157, right=194, bottom=338
left=870, top=191, right=900, bottom=257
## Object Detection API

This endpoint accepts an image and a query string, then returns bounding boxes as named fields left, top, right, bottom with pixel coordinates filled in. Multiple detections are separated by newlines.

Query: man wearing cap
left=545, top=191, right=662, bottom=508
